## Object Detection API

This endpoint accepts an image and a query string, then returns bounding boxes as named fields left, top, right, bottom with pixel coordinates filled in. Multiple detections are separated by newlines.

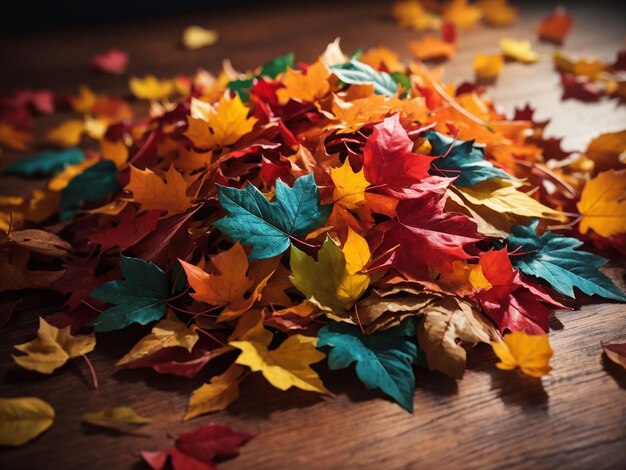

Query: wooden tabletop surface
left=1, top=1, right=625, bottom=469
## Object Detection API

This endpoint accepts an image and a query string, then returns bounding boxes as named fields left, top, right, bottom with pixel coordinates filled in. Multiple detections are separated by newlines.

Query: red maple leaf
left=88, top=206, right=160, bottom=252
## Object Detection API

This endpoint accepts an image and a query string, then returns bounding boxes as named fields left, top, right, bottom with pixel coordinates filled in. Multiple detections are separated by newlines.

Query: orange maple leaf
left=125, top=165, right=193, bottom=215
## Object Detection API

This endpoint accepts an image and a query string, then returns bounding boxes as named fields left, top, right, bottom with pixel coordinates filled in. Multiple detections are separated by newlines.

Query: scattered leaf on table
left=2, top=147, right=84, bottom=176
left=0, top=397, right=55, bottom=446
left=129, top=75, right=175, bottom=100
left=602, top=342, right=626, bottom=369
left=473, top=53, right=504, bottom=81
left=89, top=48, right=128, bottom=74
left=182, top=25, right=218, bottom=50
left=46, top=119, right=85, bottom=147
left=407, top=36, right=456, bottom=61
left=577, top=169, right=626, bottom=238
left=89, top=256, right=168, bottom=332
left=443, top=0, right=482, bottom=30
left=584, top=130, right=626, bottom=173
left=537, top=8, right=573, bottom=44
left=392, top=0, right=442, bottom=31
left=500, top=38, right=539, bottom=63
left=478, top=0, right=518, bottom=27
left=81, top=406, right=151, bottom=434
left=185, top=364, right=245, bottom=420
left=492, top=331, right=553, bottom=377
left=13, top=317, right=95, bottom=374
left=0, top=122, right=31, bottom=150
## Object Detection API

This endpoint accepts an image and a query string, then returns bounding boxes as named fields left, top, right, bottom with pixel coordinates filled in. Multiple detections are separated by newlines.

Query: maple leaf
left=185, top=364, right=245, bottom=421
left=89, top=48, right=128, bottom=74
left=88, top=206, right=160, bottom=252
left=577, top=169, right=626, bottom=238
left=330, top=159, right=370, bottom=210
left=277, top=59, right=331, bottom=104
left=499, top=38, right=539, bottom=63
left=473, top=248, right=566, bottom=335
left=89, top=256, right=168, bottom=332
left=81, top=407, right=151, bottom=435
left=473, top=53, right=504, bottom=82
left=602, top=342, right=626, bottom=369
left=213, top=173, right=331, bottom=261
left=182, top=26, right=218, bottom=50
left=0, top=397, right=55, bottom=447
left=369, top=192, right=481, bottom=281
left=179, top=243, right=255, bottom=311
left=363, top=114, right=438, bottom=199
left=117, top=312, right=199, bottom=366
left=290, top=234, right=370, bottom=314
left=141, top=424, right=255, bottom=470
left=560, top=73, right=604, bottom=102
left=506, top=221, right=626, bottom=301
left=185, top=94, right=257, bottom=148
left=230, top=333, right=329, bottom=394
left=492, top=331, right=553, bottom=377
left=12, top=317, right=95, bottom=374
left=417, top=297, right=495, bottom=379
left=129, top=75, right=175, bottom=100
left=331, top=59, right=399, bottom=96
left=443, top=0, right=482, bottom=29
left=426, top=131, right=511, bottom=186
left=125, top=165, right=193, bottom=215
left=537, top=8, right=573, bottom=44
left=392, top=0, right=441, bottom=31
left=3, top=147, right=84, bottom=176
left=584, top=130, right=626, bottom=173
left=317, top=319, right=421, bottom=411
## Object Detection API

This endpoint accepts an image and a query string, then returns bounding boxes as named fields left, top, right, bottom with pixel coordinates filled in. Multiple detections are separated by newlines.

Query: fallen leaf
left=277, top=59, right=331, bottom=104
left=602, top=342, right=626, bottom=369
left=537, top=8, right=573, bottom=44
left=182, top=26, right=218, bottom=50
left=129, top=75, right=175, bottom=100
left=3, top=147, right=84, bottom=176
left=0, top=397, right=54, bottom=446
left=577, top=169, right=626, bottom=238
left=185, top=364, right=245, bottom=420
left=492, top=331, right=553, bottom=377
left=46, top=119, right=85, bottom=147
left=125, top=165, right=193, bottom=215
left=584, top=130, right=626, bottom=173
left=90, top=48, right=128, bottom=74
left=81, top=406, right=151, bottom=434
left=0, top=122, right=31, bottom=151
left=473, top=53, right=504, bottom=81
left=392, top=0, right=442, bottom=31
left=330, top=159, right=370, bottom=210
left=500, top=38, right=539, bottom=63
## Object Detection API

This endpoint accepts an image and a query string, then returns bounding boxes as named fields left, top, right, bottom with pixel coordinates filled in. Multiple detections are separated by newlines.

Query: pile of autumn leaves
left=1, top=37, right=626, bottom=470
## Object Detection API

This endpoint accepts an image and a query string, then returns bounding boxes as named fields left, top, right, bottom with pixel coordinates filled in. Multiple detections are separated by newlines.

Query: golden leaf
left=492, top=331, right=553, bottom=377
left=577, top=169, right=626, bottom=238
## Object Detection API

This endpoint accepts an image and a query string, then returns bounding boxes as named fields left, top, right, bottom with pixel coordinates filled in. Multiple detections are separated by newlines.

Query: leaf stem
left=82, top=355, right=99, bottom=390
left=164, top=286, right=190, bottom=303
left=354, top=302, right=365, bottom=335
left=513, top=158, right=578, bottom=198
left=289, top=235, right=319, bottom=250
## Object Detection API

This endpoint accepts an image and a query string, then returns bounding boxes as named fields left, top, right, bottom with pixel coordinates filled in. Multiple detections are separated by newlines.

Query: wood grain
left=1, top=1, right=625, bottom=469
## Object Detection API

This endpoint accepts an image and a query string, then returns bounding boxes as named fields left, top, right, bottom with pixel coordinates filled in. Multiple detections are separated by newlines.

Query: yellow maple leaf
left=230, top=333, right=329, bottom=394
left=129, top=75, right=175, bottom=100
left=185, top=94, right=257, bottom=148
left=473, top=53, right=504, bottom=81
left=182, top=25, right=218, bottom=50
left=443, top=0, right=482, bottom=29
left=500, top=38, right=539, bottom=63
left=290, top=235, right=370, bottom=314
left=184, top=364, right=244, bottom=420
left=392, top=0, right=441, bottom=31
left=0, top=123, right=31, bottom=151
left=360, top=46, right=404, bottom=73
left=330, top=159, right=370, bottom=210
left=577, top=169, right=626, bottom=238
left=492, top=331, right=553, bottom=377
left=125, top=165, right=193, bottom=214
left=46, top=119, right=85, bottom=147
left=12, top=317, right=96, bottom=374
left=117, top=312, right=199, bottom=366
left=277, top=60, right=331, bottom=105
left=0, top=397, right=55, bottom=447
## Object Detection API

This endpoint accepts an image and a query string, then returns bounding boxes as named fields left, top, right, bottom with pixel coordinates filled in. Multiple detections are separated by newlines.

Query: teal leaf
left=3, top=147, right=84, bottom=176
left=317, top=320, right=421, bottom=412
left=89, top=256, right=168, bottom=332
left=506, top=221, right=626, bottom=301
left=227, top=78, right=255, bottom=101
left=331, top=59, right=398, bottom=97
left=60, top=160, right=118, bottom=220
left=213, top=173, right=331, bottom=261
left=425, top=131, right=511, bottom=187
left=259, top=53, right=294, bottom=78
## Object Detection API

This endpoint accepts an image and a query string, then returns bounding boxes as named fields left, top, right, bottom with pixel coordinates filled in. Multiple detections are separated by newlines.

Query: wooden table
left=1, top=2, right=625, bottom=468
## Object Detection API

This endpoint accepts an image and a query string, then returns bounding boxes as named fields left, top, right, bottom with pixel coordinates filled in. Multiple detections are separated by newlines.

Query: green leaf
left=227, top=78, right=255, bottom=101
left=89, top=256, right=168, bottom=332
left=3, top=147, right=84, bottom=176
left=317, top=320, right=422, bottom=412
left=60, top=160, right=118, bottom=220
left=425, top=131, right=511, bottom=187
left=331, top=59, right=398, bottom=97
left=390, top=72, right=411, bottom=98
left=259, top=53, right=294, bottom=78
left=213, top=173, right=331, bottom=261
left=506, top=221, right=626, bottom=301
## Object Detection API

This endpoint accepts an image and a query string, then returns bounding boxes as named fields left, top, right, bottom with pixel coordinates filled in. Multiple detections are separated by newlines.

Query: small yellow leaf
left=117, top=312, right=199, bottom=366
left=182, top=25, right=218, bottom=50
left=577, top=169, right=626, bottom=238
left=277, top=60, right=331, bottom=105
left=184, top=364, right=244, bottom=420
left=500, top=38, right=539, bottom=63
left=46, top=120, right=85, bottom=147
left=330, top=159, right=370, bottom=210
left=0, top=397, right=54, bottom=446
left=473, top=53, right=504, bottom=81
left=343, top=227, right=371, bottom=275
left=129, top=75, right=175, bottom=100
left=231, top=334, right=328, bottom=394
left=12, top=317, right=96, bottom=374
left=125, top=165, right=193, bottom=215
left=392, top=0, right=442, bottom=31
left=48, top=159, right=97, bottom=191
left=81, top=406, right=151, bottom=430
left=492, top=331, right=553, bottom=377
